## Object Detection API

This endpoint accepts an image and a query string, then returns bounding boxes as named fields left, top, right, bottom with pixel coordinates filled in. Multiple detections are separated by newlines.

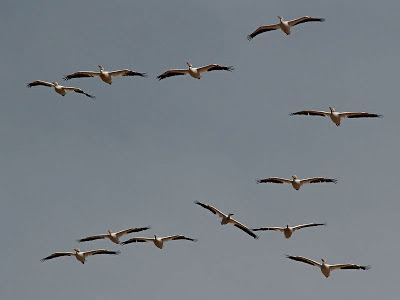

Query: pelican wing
left=195, top=201, right=225, bottom=218
left=256, top=177, right=291, bottom=184
left=63, top=71, right=100, bottom=80
left=121, top=237, right=154, bottom=245
left=157, top=69, right=189, bottom=80
left=197, top=64, right=234, bottom=73
left=84, top=249, right=121, bottom=257
left=292, top=223, right=326, bottom=231
left=301, top=177, right=337, bottom=185
left=108, top=69, right=147, bottom=77
left=339, top=112, right=382, bottom=119
left=40, top=252, right=75, bottom=262
left=252, top=226, right=284, bottom=232
left=116, top=226, right=151, bottom=238
left=290, top=110, right=330, bottom=117
left=288, top=16, right=326, bottom=27
left=72, top=88, right=95, bottom=99
left=330, top=264, right=371, bottom=271
left=247, top=24, right=280, bottom=40
left=78, top=234, right=109, bottom=243
left=27, top=80, right=54, bottom=88
left=286, top=255, right=321, bottom=267
left=229, top=219, right=259, bottom=239
left=161, top=235, right=198, bottom=242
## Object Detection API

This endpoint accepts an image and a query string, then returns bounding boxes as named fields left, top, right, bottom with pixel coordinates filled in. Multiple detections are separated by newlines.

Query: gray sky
left=1, top=0, right=400, bottom=299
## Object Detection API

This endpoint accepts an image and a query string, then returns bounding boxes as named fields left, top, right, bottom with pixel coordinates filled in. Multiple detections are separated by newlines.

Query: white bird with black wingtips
left=157, top=62, right=234, bottom=80
left=40, top=249, right=120, bottom=264
left=256, top=175, right=337, bottom=190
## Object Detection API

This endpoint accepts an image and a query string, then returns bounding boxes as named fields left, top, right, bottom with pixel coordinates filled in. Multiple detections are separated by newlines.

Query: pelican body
left=157, top=62, right=234, bottom=80
left=40, top=248, right=121, bottom=264
left=121, top=234, right=197, bottom=249
left=27, top=81, right=95, bottom=98
left=252, top=223, right=326, bottom=239
left=256, top=175, right=337, bottom=190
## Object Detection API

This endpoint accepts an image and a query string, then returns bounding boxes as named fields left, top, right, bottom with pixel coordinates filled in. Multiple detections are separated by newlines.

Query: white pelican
left=40, top=249, right=120, bottom=264
left=252, top=223, right=326, bottom=239
left=27, top=81, right=95, bottom=98
left=121, top=234, right=197, bottom=249
left=157, top=62, right=234, bottom=80
left=247, top=16, right=325, bottom=40
left=63, top=65, right=147, bottom=85
left=78, top=226, right=150, bottom=244
left=290, top=107, right=383, bottom=126
left=195, top=201, right=258, bottom=239
left=286, top=255, right=370, bottom=278
left=256, top=175, right=337, bottom=190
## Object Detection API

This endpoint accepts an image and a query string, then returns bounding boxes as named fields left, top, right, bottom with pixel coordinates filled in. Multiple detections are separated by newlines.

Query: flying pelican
left=256, top=175, right=337, bottom=190
left=286, top=255, right=370, bottom=278
left=27, top=81, right=95, bottom=98
left=195, top=201, right=258, bottom=239
left=290, top=107, right=382, bottom=126
left=247, top=16, right=325, bottom=40
left=252, top=223, right=326, bottom=238
left=63, top=65, right=147, bottom=85
left=78, top=226, right=151, bottom=244
left=121, top=234, right=197, bottom=249
left=40, top=249, right=120, bottom=264
left=157, top=62, right=234, bottom=80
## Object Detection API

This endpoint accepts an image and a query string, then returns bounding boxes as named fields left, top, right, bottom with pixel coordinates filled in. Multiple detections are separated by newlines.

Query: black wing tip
left=255, top=179, right=262, bottom=184
left=332, top=178, right=338, bottom=184
left=63, top=76, right=70, bottom=81
left=26, top=83, right=33, bottom=88
left=192, top=238, right=199, bottom=242
left=254, top=234, right=259, bottom=239
left=156, top=75, right=163, bottom=81
left=77, top=239, right=83, bottom=243
left=226, top=66, right=234, bottom=72
left=363, top=265, right=371, bottom=270
left=40, top=258, right=46, bottom=262
left=114, top=250, right=122, bottom=255
left=319, top=18, right=326, bottom=22
left=246, top=35, right=254, bottom=41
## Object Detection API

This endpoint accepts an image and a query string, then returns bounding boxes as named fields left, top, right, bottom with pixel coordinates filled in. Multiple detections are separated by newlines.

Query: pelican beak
left=186, top=62, right=192, bottom=67
left=74, top=248, right=80, bottom=252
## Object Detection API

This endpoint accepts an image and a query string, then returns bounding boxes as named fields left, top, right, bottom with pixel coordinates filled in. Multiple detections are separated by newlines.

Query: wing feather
left=290, top=110, right=329, bottom=117
left=27, top=80, right=53, bottom=88
left=195, top=201, right=225, bottom=218
left=256, top=177, right=291, bottom=184
left=247, top=24, right=280, bottom=40
left=63, top=71, right=100, bottom=80
left=286, top=255, right=320, bottom=267
left=40, top=252, right=75, bottom=262
left=157, top=69, right=189, bottom=80
left=288, top=17, right=326, bottom=27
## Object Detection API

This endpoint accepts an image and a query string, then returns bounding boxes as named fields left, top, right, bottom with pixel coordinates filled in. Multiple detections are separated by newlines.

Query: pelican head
left=321, top=258, right=326, bottom=263
left=286, top=224, right=290, bottom=228
left=186, top=62, right=193, bottom=68
left=329, top=107, right=335, bottom=112
left=74, top=248, right=80, bottom=253
left=154, top=234, right=158, bottom=238
left=292, top=175, right=297, bottom=179
left=278, top=16, right=283, bottom=21
left=98, top=65, right=104, bottom=71
left=228, top=213, right=234, bottom=217
left=52, top=82, right=58, bottom=86
left=108, top=230, right=113, bottom=234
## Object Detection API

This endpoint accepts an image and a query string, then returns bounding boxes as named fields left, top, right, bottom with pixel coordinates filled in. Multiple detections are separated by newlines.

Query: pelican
left=78, top=226, right=150, bottom=244
left=121, top=234, right=197, bottom=249
left=63, top=65, right=147, bottom=85
left=247, top=16, right=325, bottom=40
left=286, top=255, right=370, bottom=278
left=256, top=175, right=337, bottom=190
left=290, top=107, right=383, bottom=126
left=27, top=81, right=95, bottom=98
left=195, top=201, right=258, bottom=239
left=157, top=62, right=234, bottom=80
left=252, top=223, right=326, bottom=238
left=40, top=249, right=120, bottom=264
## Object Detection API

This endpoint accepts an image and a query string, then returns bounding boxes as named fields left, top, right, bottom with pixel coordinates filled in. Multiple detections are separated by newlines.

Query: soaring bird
left=157, top=62, right=234, bottom=80
left=195, top=201, right=258, bottom=239
left=256, top=175, right=337, bottom=190
left=286, top=255, right=370, bottom=278
left=63, top=65, right=147, bottom=85
left=27, top=81, right=95, bottom=98
left=247, top=16, right=325, bottom=40
left=252, top=223, right=326, bottom=239
left=40, top=249, right=120, bottom=264
left=121, top=234, right=197, bottom=249
left=290, top=107, right=382, bottom=126
left=78, top=226, right=151, bottom=244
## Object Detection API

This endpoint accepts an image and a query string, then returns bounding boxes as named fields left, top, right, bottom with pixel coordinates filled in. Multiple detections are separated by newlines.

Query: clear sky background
left=1, top=0, right=399, bottom=299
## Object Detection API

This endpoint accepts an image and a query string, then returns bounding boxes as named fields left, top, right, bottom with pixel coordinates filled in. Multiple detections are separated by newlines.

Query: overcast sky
left=1, top=0, right=400, bottom=299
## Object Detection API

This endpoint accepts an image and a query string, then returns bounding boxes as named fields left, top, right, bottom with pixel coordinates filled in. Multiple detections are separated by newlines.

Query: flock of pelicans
left=37, top=15, right=377, bottom=278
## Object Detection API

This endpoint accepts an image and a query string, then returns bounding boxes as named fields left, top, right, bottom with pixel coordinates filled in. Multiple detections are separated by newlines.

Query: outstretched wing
left=252, top=226, right=284, bottom=232
left=85, top=249, right=121, bottom=257
left=116, top=226, right=151, bottom=238
left=73, top=88, right=95, bottom=98
left=340, top=112, right=382, bottom=119
left=292, top=223, right=326, bottom=231
left=121, top=237, right=153, bottom=245
left=247, top=24, right=280, bottom=40
left=197, top=64, right=234, bottom=73
left=78, top=234, right=109, bottom=243
left=300, top=177, right=337, bottom=185
left=290, top=110, right=329, bottom=117
left=286, top=255, right=321, bottom=267
left=195, top=201, right=225, bottom=218
left=157, top=69, right=189, bottom=80
left=330, top=264, right=371, bottom=271
left=161, top=235, right=198, bottom=243
left=229, top=219, right=258, bottom=239
left=288, top=17, right=326, bottom=27
left=256, top=177, right=291, bottom=184
left=40, top=252, right=75, bottom=262
left=63, top=71, right=100, bottom=80
left=109, top=69, right=147, bottom=77
left=27, top=80, right=53, bottom=88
